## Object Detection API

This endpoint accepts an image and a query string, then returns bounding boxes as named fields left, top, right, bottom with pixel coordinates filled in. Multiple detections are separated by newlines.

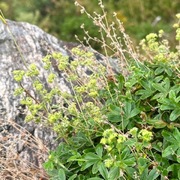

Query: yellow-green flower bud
left=117, top=134, right=126, bottom=143
left=48, top=73, right=56, bottom=83
left=104, top=159, right=114, bottom=168
left=13, top=70, right=25, bottom=82
left=138, top=129, right=153, bottom=142
left=129, top=127, right=138, bottom=137
left=100, top=138, right=107, bottom=145
left=106, top=145, right=113, bottom=152
left=71, top=60, right=79, bottom=68
left=89, top=91, right=98, bottom=97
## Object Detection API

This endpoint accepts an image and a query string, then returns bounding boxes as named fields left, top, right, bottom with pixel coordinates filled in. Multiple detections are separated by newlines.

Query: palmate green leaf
left=140, top=79, right=153, bottom=90
left=92, top=161, right=101, bottom=174
left=152, top=82, right=167, bottom=93
left=67, top=152, right=82, bottom=162
left=167, top=163, right=180, bottom=179
left=175, top=96, right=180, bottom=103
left=147, top=118, right=167, bottom=128
left=154, top=66, right=164, bottom=75
left=159, top=98, right=176, bottom=110
left=135, top=89, right=154, bottom=99
left=58, top=169, right=66, bottom=180
left=147, top=169, right=160, bottom=180
left=95, top=144, right=103, bottom=158
left=115, top=101, right=139, bottom=129
left=121, top=147, right=131, bottom=158
left=81, top=152, right=101, bottom=171
left=152, top=78, right=170, bottom=96
left=107, top=106, right=122, bottom=123
left=123, top=157, right=136, bottom=166
left=108, top=101, right=140, bottom=124
left=152, top=142, right=162, bottom=152
left=169, top=90, right=176, bottom=100
left=171, top=85, right=180, bottom=95
left=140, top=168, right=148, bottom=180
left=151, top=88, right=168, bottom=100
left=108, top=166, right=120, bottom=179
left=162, top=145, right=178, bottom=157
left=172, top=128, right=180, bottom=143
left=138, top=157, right=149, bottom=167
left=129, top=108, right=140, bottom=119
left=165, top=68, right=173, bottom=76
left=162, top=130, right=176, bottom=142
left=80, top=161, right=95, bottom=171
left=120, top=118, right=129, bottom=130
left=124, top=138, right=136, bottom=147
left=120, top=148, right=136, bottom=167
left=98, top=163, right=108, bottom=180
left=154, top=75, right=164, bottom=82
left=162, top=128, right=180, bottom=160
left=151, top=92, right=166, bottom=100
left=107, top=113, right=120, bottom=123
left=126, top=167, right=136, bottom=179
left=72, top=132, right=91, bottom=147
left=124, top=101, right=140, bottom=119
left=170, top=108, right=180, bottom=121
left=69, top=174, right=77, bottom=180
left=164, top=77, right=170, bottom=90
left=84, top=152, right=100, bottom=160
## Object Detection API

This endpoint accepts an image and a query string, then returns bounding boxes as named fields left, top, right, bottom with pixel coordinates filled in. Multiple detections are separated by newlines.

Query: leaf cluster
left=12, top=11, right=180, bottom=180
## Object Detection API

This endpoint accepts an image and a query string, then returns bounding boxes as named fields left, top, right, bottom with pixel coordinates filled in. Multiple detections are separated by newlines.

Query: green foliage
left=12, top=7, right=180, bottom=180
left=98, top=59, right=180, bottom=179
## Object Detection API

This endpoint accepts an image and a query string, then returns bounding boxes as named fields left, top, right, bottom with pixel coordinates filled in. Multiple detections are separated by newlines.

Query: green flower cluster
left=138, top=129, right=153, bottom=142
left=100, top=126, right=153, bottom=169
left=140, top=14, right=180, bottom=67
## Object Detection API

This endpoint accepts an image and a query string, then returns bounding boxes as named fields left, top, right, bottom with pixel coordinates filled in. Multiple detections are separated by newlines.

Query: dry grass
left=0, top=119, right=49, bottom=180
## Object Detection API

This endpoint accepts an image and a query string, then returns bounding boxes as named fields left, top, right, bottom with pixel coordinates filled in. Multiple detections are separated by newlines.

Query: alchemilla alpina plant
left=13, top=1, right=180, bottom=178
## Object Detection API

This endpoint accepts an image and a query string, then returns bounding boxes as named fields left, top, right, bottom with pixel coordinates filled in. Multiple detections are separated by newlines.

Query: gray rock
left=0, top=19, right=71, bottom=121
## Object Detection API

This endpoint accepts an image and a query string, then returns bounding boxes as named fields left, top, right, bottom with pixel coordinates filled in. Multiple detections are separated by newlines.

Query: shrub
left=12, top=3, right=180, bottom=180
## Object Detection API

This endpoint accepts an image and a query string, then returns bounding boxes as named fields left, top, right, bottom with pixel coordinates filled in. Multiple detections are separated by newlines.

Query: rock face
left=0, top=19, right=73, bottom=121
left=0, top=19, right=82, bottom=179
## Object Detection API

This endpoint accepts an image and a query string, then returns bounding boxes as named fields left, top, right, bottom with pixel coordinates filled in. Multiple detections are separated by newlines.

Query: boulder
left=0, top=19, right=76, bottom=122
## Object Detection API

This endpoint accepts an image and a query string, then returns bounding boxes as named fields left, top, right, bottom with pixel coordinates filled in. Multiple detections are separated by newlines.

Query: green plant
left=99, top=61, right=180, bottom=179
left=12, top=3, right=180, bottom=179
